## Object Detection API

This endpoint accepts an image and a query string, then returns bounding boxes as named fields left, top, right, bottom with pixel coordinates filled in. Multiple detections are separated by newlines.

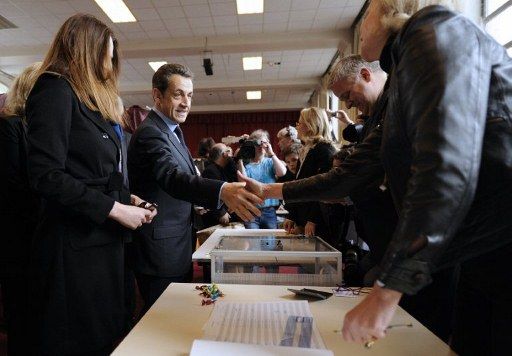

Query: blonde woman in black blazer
left=284, top=107, right=336, bottom=238
left=26, top=15, right=156, bottom=355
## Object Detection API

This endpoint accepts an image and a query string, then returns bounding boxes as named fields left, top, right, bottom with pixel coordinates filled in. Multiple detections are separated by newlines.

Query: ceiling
left=0, top=0, right=365, bottom=112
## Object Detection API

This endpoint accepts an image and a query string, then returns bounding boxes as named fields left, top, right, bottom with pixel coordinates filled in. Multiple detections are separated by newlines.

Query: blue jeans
left=244, top=206, right=277, bottom=229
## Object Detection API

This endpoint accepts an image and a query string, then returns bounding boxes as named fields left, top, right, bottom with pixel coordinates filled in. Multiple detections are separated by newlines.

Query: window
left=0, top=82, right=8, bottom=94
left=484, top=0, right=512, bottom=53
left=328, top=90, right=340, bottom=141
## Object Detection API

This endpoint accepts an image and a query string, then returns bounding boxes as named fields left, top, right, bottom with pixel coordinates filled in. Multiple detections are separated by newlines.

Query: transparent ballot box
left=210, top=234, right=342, bottom=286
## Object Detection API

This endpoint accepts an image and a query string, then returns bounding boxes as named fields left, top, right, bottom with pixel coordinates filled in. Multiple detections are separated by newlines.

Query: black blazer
left=128, top=110, right=223, bottom=277
left=26, top=72, right=129, bottom=353
left=287, top=141, right=336, bottom=227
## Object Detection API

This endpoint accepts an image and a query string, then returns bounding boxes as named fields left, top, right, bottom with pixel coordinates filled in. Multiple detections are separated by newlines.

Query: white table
left=112, top=283, right=454, bottom=356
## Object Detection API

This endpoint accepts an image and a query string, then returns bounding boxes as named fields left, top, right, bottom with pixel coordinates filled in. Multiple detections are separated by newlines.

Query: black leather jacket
left=284, top=6, right=512, bottom=294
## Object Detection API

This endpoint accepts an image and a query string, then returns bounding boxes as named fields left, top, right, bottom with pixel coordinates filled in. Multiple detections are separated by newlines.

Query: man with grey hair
left=328, top=55, right=388, bottom=143
left=328, top=55, right=386, bottom=115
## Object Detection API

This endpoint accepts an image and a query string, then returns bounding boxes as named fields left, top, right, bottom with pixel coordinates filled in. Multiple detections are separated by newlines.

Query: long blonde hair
left=2, top=62, right=42, bottom=118
left=378, top=0, right=459, bottom=32
left=38, top=14, right=122, bottom=123
left=298, top=107, right=332, bottom=145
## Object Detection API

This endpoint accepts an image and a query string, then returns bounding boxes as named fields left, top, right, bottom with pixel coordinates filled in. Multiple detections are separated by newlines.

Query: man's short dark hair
left=198, top=137, right=215, bottom=158
left=209, top=144, right=225, bottom=162
left=152, top=63, right=194, bottom=94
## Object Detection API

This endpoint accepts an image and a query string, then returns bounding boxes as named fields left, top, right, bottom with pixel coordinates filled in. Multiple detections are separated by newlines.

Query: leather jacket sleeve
left=342, top=124, right=364, bottom=143
left=283, top=125, right=384, bottom=203
left=378, top=8, right=493, bottom=294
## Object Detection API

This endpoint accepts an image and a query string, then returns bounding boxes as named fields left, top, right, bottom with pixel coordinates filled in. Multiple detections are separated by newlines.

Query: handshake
left=219, top=171, right=282, bottom=221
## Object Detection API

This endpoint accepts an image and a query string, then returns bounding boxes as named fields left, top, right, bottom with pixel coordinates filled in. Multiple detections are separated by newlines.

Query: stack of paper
left=202, top=300, right=326, bottom=349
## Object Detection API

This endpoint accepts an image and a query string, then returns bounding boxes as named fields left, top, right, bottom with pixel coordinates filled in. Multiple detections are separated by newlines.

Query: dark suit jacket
left=26, top=72, right=129, bottom=353
left=128, top=110, right=223, bottom=277
left=287, top=141, right=336, bottom=229
left=201, top=162, right=229, bottom=227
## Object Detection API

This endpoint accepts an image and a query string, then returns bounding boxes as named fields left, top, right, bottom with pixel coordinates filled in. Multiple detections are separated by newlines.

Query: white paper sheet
left=190, top=340, right=334, bottom=356
left=202, top=301, right=326, bottom=349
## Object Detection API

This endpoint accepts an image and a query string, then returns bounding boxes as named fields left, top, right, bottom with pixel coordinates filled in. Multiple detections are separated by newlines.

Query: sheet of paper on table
left=190, top=340, right=334, bottom=356
left=202, top=301, right=326, bottom=349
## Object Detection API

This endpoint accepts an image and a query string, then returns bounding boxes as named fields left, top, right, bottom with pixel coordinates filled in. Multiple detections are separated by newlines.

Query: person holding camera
left=237, top=129, right=286, bottom=229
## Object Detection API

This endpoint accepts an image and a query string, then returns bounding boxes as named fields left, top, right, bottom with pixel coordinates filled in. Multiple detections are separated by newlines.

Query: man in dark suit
left=201, top=143, right=237, bottom=227
left=128, top=64, right=261, bottom=310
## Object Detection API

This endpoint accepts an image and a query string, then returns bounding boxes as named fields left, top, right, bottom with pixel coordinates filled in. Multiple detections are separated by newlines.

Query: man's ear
left=360, top=67, right=372, bottom=82
left=152, top=88, right=162, bottom=104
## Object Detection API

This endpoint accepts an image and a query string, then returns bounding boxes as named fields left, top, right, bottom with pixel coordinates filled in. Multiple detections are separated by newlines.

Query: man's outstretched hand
left=220, top=182, right=262, bottom=221
left=237, top=171, right=265, bottom=199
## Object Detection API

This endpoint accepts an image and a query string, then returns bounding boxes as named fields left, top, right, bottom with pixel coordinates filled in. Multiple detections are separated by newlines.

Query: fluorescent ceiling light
left=246, top=90, right=261, bottom=100
left=95, top=0, right=137, bottom=23
left=237, top=0, right=264, bottom=14
left=243, top=56, right=262, bottom=70
left=149, top=61, right=167, bottom=72
left=0, top=82, right=8, bottom=94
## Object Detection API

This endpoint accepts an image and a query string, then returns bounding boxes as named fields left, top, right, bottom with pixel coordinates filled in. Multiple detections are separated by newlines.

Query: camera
left=342, top=241, right=361, bottom=285
left=236, top=137, right=262, bottom=162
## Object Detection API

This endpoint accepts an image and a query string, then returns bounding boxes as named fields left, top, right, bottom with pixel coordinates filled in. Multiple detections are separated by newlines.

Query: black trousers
left=135, top=273, right=188, bottom=315
left=451, top=243, right=512, bottom=356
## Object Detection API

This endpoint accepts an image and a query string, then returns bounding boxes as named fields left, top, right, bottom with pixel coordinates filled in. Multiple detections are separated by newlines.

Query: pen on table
left=334, top=323, right=413, bottom=348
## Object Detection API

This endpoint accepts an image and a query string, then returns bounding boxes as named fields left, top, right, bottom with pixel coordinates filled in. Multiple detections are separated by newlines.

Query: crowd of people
left=0, top=0, right=511, bottom=355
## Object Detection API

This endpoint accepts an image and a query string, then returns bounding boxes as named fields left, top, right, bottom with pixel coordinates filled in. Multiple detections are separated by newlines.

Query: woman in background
left=277, top=142, right=302, bottom=183
left=0, top=62, right=41, bottom=355
left=26, top=14, right=155, bottom=355
left=283, top=108, right=336, bottom=238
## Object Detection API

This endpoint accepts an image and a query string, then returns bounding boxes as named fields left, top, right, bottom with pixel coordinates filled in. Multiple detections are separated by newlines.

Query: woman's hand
left=108, top=201, right=155, bottom=230
left=283, top=219, right=296, bottom=233
left=332, top=109, right=354, bottom=125
left=130, top=194, right=158, bottom=222
left=304, top=221, right=316, bottom=237
left=262, top=140, right=275, bottom=157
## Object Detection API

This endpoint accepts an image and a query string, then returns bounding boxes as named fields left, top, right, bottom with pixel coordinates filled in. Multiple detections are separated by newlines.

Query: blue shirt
left=244, top=157, right=280, bottom=208
left=153, top=107, right=182, bottom=143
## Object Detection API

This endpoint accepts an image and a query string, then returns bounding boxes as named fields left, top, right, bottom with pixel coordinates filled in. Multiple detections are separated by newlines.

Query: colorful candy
left=195, top=284, right=225, bottom=305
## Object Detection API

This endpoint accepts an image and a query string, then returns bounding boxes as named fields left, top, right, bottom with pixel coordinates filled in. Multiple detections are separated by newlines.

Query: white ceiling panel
left=0, top=0, right=365, bottom=112
left=209, top=2, right=237, bottom=16
left=183, top=4, right=211, bottom=17
left=158, top=6, right=186, bottom=19
left=265, top=0, right=292, bottom=12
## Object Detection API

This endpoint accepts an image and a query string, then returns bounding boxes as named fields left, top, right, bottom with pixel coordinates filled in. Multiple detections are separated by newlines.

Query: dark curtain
left=182, top=110, right=300, bottom=157
left=123, top=105, right=150, bottom=134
